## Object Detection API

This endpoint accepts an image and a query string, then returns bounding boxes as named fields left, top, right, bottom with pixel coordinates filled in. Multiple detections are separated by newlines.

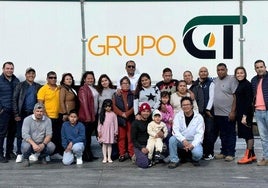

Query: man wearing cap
left=21, top=103, right=55, bottom=167
left=131, top=103, right=164, bottom=168
left=168, top=96, right=205, bottom=169
left=37, top=71, right=62, bottom=160
left=13, top=67, right=41, bottom=163
left=0, top=62, right=19, bottom=163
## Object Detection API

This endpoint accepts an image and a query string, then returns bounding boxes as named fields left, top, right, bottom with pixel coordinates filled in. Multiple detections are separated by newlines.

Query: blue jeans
left=255, top=110, right=268, bottom=159
left=21, top=141, right=55, bottom=159
left=169, top=136, right=203, bottom=163
left=214, top=116, right=236, bottom=156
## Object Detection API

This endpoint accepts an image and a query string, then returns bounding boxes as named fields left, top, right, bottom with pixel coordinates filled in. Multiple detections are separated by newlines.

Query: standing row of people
left=0, top=59, right=268, bottom=169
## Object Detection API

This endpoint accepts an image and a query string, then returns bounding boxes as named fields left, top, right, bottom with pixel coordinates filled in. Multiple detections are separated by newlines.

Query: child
left=61, top=109, right=86, bottom=165
left=146, top=109, right=168, bottom=166
left=98, top=99, right=118, bottom=163
left=159, top=91, right=174, bottom=148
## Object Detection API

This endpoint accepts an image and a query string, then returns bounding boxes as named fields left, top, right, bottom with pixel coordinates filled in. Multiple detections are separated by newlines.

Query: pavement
left=0, top=136, right=267, bottom=188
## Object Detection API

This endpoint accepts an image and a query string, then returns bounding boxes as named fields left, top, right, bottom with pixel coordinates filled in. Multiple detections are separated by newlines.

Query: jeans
left=169, top=136, right=203, bottom=163
left=21, top=141, right=55, bottom=159
left=62, top=142, right=85, bottom=165
left=203, top=115, right=215, bottom=156
left=0, top=110, right=15, bottom=156
left=255, top=110, right=268, bottom=159
left=214, top=116, right=236, bottom=156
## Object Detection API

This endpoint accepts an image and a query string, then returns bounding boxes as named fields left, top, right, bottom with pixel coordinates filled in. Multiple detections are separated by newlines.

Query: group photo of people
left=0, top=59, right=268, bottom=169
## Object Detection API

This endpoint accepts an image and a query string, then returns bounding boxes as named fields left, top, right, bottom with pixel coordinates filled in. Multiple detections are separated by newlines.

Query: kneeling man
left=168, top=97, right=205, bottom=168
left=21, top=103, right=55, bottom=167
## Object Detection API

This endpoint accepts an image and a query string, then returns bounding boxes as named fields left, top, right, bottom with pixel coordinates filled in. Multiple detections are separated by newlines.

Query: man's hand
left=156, top=131, right=164, bottom=138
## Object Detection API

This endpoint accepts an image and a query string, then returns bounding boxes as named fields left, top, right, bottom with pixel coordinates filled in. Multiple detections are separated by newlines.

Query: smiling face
left=255, top=61, right=267, bottom=76
left=2, top=63, right=14, bottom=78
left=63, top=75, right=73, bottom=86
left=101, top=77, right=110, bottom=89
left=217, top=65, right=228, bottom=79
left=25, top=71, right=36, bottom=83
left=183, top=71, right=193, bottom=85
left=84, top=74, right=95, bottom=86
left=235, top=68, right=246, bottom=81
left=141, top=76, right=151, bottom=88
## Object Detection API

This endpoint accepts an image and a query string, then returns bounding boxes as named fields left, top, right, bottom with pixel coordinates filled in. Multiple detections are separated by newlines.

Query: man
left=131, top=102, right=164, bottom=168
left=195, top=67, right=215, bottom=160
left=37, top=71, right=62, bottom=160
left=168, top=97, right=205, bottom=169
left=21, top=103, right=55, bottom=167
left=214, top=63, right=238, bottom=161
left=117, top=60, right=140, bottom=91
left=13, top=67, right=41, bottom=163
left=251, top=59, right=268, bottom=166
left=183, top=70, right=204, bottom=114
left=0, top=62, right=19, bottom=163
left=156, top=67, right=178, bottom=95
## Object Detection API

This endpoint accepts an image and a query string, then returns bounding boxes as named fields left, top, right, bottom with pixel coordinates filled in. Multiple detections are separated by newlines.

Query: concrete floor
left=0, top=136, right=267, bottom=188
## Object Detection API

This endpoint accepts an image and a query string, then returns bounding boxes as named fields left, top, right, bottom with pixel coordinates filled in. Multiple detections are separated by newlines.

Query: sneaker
left=192, top=160, right=201, bottom=166
left=148, top=159, right=153, bottom=167
left=203, top=154, right=214, bottom=161
left=225, top=155, right=234, bottom=162
left=29, top=153, right=39, bottom=162
left=22, top=159, right=30, bottom=167
left=76, top=157, right=83, bottom=165
left=131, top=154, right=136, bottom=164
left=16, top=154, right=23, bottom=163
left=214, top=153, right=226, bottom=159
left=0, top=155, right=8, bottom=163
left=257, top=158, right=268, bottom=166
left=51, top=153, right=63, bottom=160
left=119, top=155, right=126, bottom=162
left=168, top=162, right=179, bottom=169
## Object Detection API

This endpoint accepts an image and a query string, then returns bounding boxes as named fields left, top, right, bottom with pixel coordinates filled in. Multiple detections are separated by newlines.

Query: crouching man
left=21, top=103, right=55, bottom=167
left=168, top=97, right=205, bottom=169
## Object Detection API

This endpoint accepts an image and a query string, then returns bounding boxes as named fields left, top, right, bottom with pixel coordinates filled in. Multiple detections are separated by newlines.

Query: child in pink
left=97, top=99, right=118, bottom=163
left=159, top=91, right=174, bottom=148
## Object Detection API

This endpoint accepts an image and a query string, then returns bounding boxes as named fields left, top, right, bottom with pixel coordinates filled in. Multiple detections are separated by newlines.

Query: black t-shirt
left=131, top=119, right=149, bottom=150
left=185, top=113, right=194, bottom=127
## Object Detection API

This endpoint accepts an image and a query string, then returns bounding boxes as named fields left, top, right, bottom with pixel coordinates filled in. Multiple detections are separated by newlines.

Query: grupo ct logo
left=183, top=15, right=247, bottom=59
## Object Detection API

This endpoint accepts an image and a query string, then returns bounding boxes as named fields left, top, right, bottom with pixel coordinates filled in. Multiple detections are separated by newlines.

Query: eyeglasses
left=182, top=103, right=191, bottom=107
left=48, top=77, right=57, bottom=79
left=127, top=65, right=135, bottom=69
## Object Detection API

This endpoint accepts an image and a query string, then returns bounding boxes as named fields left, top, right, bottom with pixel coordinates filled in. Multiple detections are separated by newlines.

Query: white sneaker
left=76, top=157, right=83, bottom=165
left=29, top=153, right=39, bottom=162
left=45, top=155, right=51, bottom=162
left=51, top=153, right=63, bottom=160
left=15, top=154, right=23, bottom=163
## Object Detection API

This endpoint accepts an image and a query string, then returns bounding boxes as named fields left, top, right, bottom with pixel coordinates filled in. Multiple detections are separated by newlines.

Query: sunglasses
left=48, top=76, right=57, bottom=79
left=127, top=65, right=135, bottom=69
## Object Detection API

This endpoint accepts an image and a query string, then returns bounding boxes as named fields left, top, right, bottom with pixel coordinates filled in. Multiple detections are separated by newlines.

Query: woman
left=78, top=71, right=99, bottom=161
left=113, top=76, right=135, bottom=162
left=59, top=73, right=78, bottom=121
left=134, top=73, right=160, bottom=120
left=234, top=67, right=256, bottom=164
left=97, top=74, right=116, bottom=114
left=170, top=80, right=198, bottom=114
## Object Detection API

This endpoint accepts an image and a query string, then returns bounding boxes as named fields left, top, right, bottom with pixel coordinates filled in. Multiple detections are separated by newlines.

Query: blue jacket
left=61, top=121, right=86, bottom=149
left=251, top=71, right=268, bottom=109
left=0, top=73, right=19, bottom=111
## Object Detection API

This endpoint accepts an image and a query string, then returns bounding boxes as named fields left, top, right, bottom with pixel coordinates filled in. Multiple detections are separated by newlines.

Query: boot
left=237, top=149, right=252, bottom=164
left=251, top=147, right=257, bottom=162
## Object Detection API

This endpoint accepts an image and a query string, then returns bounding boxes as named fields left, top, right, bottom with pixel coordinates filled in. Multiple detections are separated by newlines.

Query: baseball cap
left=139, top=102, right=151, bottom=113
left=33, top=103, right=44, bottom=110
left=152, top=109, right=162, bottom=119
left=25, top=67, right=35, bottom=73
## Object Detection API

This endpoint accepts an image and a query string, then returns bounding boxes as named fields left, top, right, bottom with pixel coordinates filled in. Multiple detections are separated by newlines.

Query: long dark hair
left=97, top=74, right=114, bottom=94
left=134, top=73, right=151, bottom=98
left=99, top=99, right=113, bottom=125
left=60, top=73, right=75, bottom=88
left=80, top=71, right=95, bottom=86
